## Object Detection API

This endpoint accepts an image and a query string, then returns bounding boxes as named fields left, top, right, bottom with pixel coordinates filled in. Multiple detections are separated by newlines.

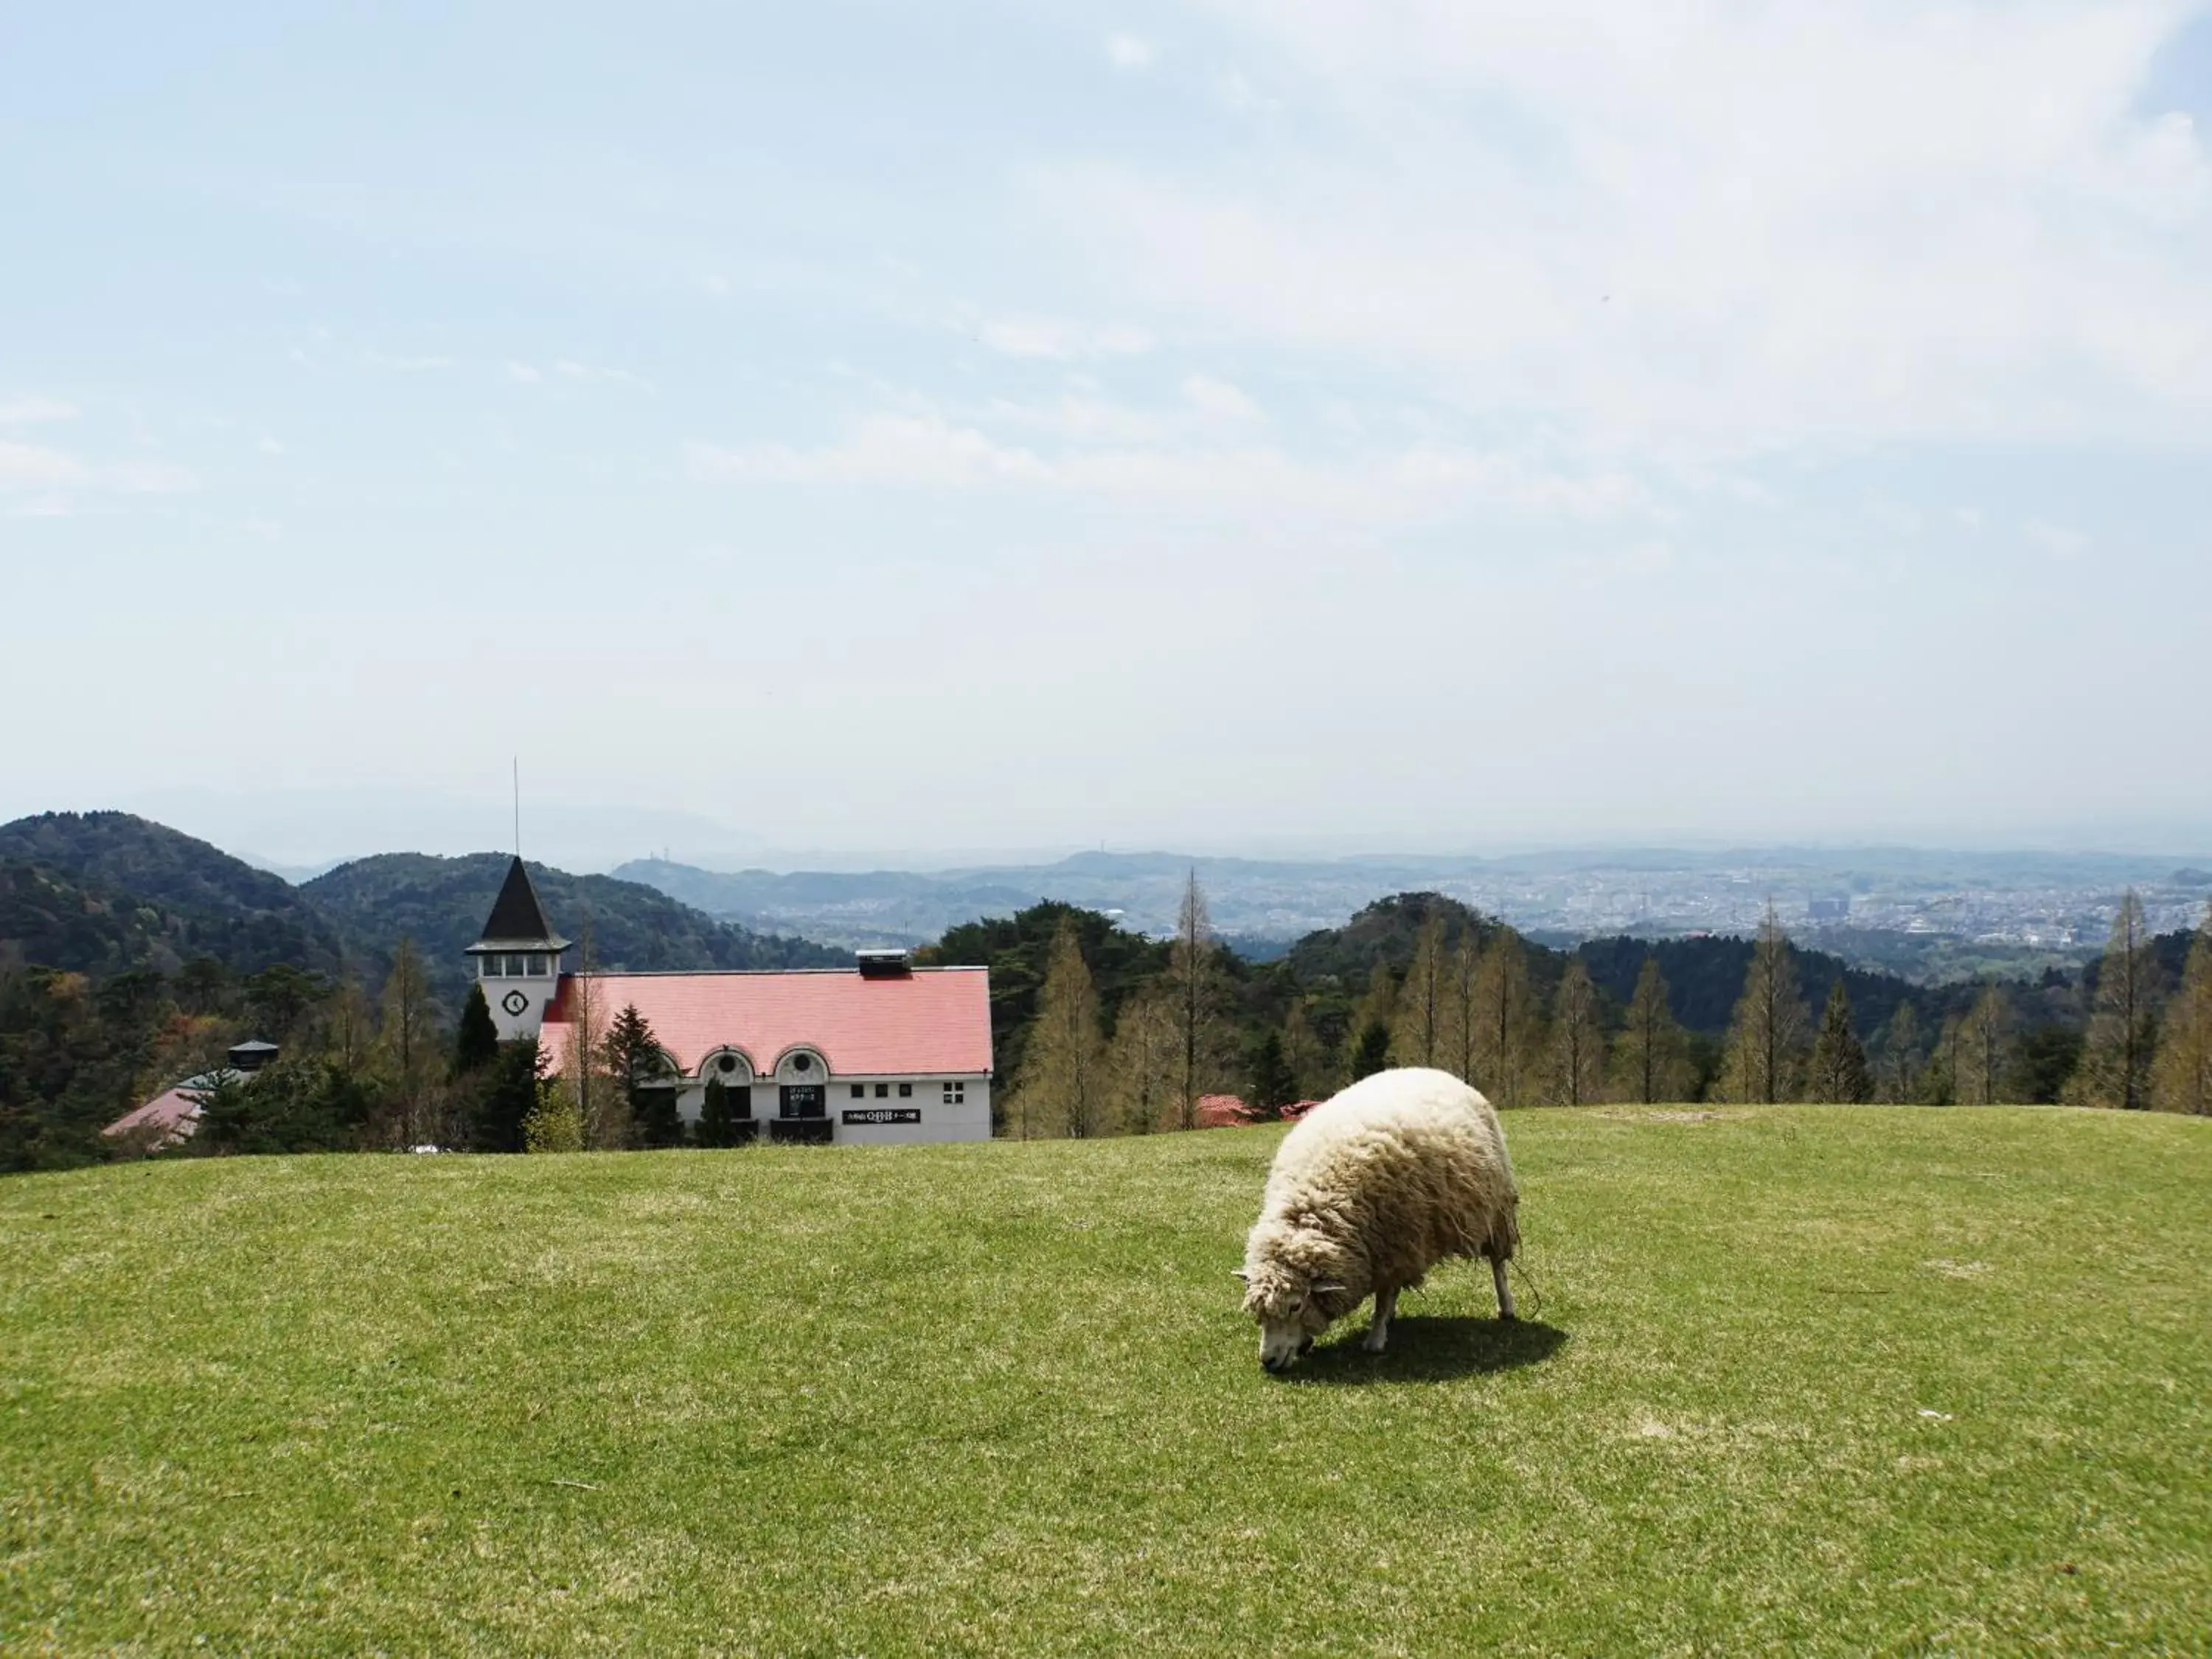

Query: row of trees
left=1000, top=878, right=2212, bottom=1135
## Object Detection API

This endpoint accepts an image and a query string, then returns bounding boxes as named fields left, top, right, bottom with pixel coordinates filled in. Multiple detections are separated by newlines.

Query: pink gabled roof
left=539, top=967, right=993, bottom=1078
left=105, top=1083, right=206, bottom=1145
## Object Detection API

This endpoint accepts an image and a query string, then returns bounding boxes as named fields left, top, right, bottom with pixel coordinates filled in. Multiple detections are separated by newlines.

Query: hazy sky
left=5, top=2, right=2210, bottom=869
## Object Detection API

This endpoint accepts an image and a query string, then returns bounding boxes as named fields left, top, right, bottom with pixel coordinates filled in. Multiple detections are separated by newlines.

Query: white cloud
left=688, top=407, right=1645, bottom=526
left=0, top=398, right=79, bottom=425
left=1105, top=33, right=1156, bottom=69
left=1041, top=1, right=2212, bottom=459
left=1182, top=373, right=1260, bottom=422
left=0, top=440, right=88, bottom=491
left=978, top=319, right=1155, bottom=360
left=0, top=442, right=195, bottom=498
left=553, top=358, right=654, bottom=391
left=505, top=361, right=544, bottom=384
left=2023, top=517, right=2091, bottom=560
left=1214, top=69, right=1281, bottom=114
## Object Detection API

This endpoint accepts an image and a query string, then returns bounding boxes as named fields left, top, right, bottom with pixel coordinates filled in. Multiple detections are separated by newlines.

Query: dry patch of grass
left=2, top=1107, right=2208, bottom=1655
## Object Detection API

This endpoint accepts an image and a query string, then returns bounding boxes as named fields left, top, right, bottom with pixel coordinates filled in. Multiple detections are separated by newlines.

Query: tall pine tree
left=1806, top=980, right=1872, bottom=1103
left=2152, top=905, right=2212, bottom=1116
left=1719, top=903, right=1811, bottom=1103
left=2067, top=890, right=2162, bottom=1110
left=452, top=982, right=500, bottom=1077
left=1547, top=959, right=1607, bottom=1105
left=1612, top=956, right=1689, bottom=1104
left=1008, top=917, right=1109, bottom=1138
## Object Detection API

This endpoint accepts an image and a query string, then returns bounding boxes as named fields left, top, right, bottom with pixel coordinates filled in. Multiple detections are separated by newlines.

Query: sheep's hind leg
left=1491, top=1255, right=1517, bottom=1321
left=1362, top=1286, right=1398, bottom=1353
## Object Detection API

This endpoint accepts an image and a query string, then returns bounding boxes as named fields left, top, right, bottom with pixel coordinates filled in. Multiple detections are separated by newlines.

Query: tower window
left=525, top=954, right=549, bottom=977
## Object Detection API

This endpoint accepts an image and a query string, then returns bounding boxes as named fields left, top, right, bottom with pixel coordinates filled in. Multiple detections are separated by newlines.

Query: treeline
left=979, top=882, right=2212, bottom=1135
left=0, top=942, right=552, bottom=1170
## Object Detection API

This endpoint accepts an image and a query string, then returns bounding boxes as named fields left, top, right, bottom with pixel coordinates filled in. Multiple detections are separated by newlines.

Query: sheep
left=1237, top=1066, right=1520, bottom=1372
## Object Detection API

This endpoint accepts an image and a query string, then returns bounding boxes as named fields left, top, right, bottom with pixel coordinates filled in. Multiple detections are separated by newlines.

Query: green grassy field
left=3, top=1107, right=2208, bottom=1655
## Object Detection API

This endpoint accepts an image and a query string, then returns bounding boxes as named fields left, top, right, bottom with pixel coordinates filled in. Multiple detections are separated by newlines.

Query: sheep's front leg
left=1362, top=1286, right=1398, bottom=1353
left=1491, top=1256, right=1517, bottom=1321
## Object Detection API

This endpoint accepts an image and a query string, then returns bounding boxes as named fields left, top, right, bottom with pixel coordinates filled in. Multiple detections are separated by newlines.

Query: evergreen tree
left=1547, top=959, right=1607, bottom=1105
left=1877, top=1004, right=1924, bottom=1104
left=2152, top=905, right=2212, bottom=1115
left=1719, top=903, right=1811, bottom=1103
left=2067, top=890, right=2162, bottom=1110
left=1958, top=984, right=2014, bottom=1105
left=603, top=1001, right=679, bottom=1147
left=1249, top=1029, right=1296, bottom=1119
left=1612, top=956, right=1689, bottom=1104
left=472, top=1036, right=542, bottom=1152
left=452, top=982, right=500, bottom=1077
left=1470, top=931, right=1537, bottom=1105
left=1806, top=980, right=1872, bottom=1103
left=1349, top=1021, right=1391, bottom=1082
left=185, top=1071, right=257, bottom=1155
left=1008, top=918, right=1109, bottom=1138
left=698, top=1074, right=736, bottom=1148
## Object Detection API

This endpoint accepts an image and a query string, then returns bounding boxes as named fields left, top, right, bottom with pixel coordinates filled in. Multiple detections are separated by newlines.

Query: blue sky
left=4, top=1, right=2210, bottom=868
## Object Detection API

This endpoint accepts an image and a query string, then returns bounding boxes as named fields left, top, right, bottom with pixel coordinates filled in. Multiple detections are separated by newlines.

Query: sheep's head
left=1235, top=1261, right=1345, bottom=1374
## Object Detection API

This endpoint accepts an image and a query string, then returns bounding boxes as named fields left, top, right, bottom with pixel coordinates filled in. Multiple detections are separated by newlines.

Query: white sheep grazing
left=1238, top=1066, right=1520, bottom=1372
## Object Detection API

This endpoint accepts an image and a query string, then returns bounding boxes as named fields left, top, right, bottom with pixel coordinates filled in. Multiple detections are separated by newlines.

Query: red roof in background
left=540, top=968, right=993, bottom=1077
left=105, top=1083, right=206, bottom=1145
left=1195, top=1093, right=1256, bottom=1128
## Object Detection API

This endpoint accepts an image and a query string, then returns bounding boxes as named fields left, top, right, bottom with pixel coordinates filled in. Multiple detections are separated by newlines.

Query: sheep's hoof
left=1361, top=1330, right=1388, bottom=1354
left=1498, top=1310, right=1518, bottom=1324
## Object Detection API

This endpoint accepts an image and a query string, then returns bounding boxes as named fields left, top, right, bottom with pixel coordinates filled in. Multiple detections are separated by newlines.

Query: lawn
left=3, top=1106, right=2208, bottom=1655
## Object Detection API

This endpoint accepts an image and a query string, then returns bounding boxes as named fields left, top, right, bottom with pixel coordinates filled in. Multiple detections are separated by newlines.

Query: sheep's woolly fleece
left=1242, top=1067, right=1519, bottom=1329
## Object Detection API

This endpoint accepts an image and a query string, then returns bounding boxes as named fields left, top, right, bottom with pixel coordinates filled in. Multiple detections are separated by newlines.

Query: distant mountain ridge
left=0, top=813, right=844, bottom=999
left=0, top=811, right=344, bottom=976
left=303, top=853, right=844, bottom=1000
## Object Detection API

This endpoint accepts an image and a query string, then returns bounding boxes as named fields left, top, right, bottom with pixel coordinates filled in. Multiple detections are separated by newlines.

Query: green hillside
left=0, top=812, right=343, bottom=977
left=4, top=1107, right=2205, bottom=1654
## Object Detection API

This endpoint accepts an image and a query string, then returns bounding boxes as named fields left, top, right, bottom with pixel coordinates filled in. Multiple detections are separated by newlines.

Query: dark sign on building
left=842, top=1107, right=923, bottom=1126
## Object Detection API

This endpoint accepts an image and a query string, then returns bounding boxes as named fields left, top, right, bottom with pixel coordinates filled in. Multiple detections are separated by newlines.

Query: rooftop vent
left=228, top=1039, right=279, bottom=1074
left=855, top=948, right=913, bottom=979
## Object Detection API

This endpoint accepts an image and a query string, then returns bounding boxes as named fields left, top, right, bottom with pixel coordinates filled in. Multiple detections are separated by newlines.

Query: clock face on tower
left=501, top=990, right=531, bottom=1018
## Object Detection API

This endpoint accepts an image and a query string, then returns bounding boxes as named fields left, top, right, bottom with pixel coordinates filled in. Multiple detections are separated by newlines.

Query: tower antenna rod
left=512, top=757, right=521, bottom=859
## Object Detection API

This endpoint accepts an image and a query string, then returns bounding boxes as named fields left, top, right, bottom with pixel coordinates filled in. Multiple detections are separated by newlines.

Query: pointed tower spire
left=467, top=856, right=570, bottom=1040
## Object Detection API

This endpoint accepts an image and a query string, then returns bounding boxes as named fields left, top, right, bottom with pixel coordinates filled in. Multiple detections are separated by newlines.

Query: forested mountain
left=302, top=854, right=845, bottom=1000
left=0, top=860, right=189, bottom=978
left=0, top=813, right=344, bottom=975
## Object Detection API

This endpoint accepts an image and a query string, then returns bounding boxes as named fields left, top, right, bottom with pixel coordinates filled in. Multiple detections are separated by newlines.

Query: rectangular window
left=851, top=1084, right=866, bottom=1099
left=479, top=956, right=497, bottom=978
left=874, top=1083, right=889, bottom=1098
left=898, top=1082, right=913, bottom=1098
left=942, top=1080, right=966, bottom=1105
left=525, top=954, right=549, bottom=977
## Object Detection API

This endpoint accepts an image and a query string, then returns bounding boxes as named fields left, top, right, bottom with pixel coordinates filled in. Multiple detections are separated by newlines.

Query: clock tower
left=466, top=856, right=571, bottom=1041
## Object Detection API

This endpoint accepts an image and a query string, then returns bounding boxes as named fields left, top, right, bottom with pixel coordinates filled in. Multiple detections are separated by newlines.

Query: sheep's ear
left=1230, top=1269, right=1250, bottom=1281
left=1311, top=1280, right=1346, bottom=1295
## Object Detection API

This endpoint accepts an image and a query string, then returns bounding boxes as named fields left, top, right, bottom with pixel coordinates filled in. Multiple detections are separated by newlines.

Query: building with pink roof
left=481, top=858, right=994, bottom=1145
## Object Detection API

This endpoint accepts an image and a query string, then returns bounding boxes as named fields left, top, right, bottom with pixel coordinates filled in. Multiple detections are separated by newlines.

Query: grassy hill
left=4, top=1107, right=2206, bottom=1654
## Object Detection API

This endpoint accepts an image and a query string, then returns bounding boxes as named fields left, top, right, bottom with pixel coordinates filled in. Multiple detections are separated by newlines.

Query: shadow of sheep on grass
left=1287, top=1316, right=1568, bottom=1385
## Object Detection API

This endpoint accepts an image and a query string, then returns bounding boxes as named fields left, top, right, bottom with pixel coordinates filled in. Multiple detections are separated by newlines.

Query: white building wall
left=671, top=1072, right=991, bottom=1144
